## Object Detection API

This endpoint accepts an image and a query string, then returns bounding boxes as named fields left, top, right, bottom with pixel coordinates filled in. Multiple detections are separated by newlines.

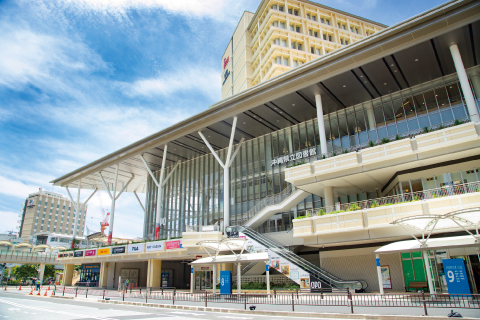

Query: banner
left=443, top=258, right=471, bottom=295
left=98, top=248, right=110, bottom=256
left=85, top=249, right=96, bottom=257
left=112, top=246, right=126, bottom=254
left=166, top=240, right=182, bottom=250
left=220, top=271, right=232, bottom=295
left=146, top=241, right=164, bottom=252
left=74, top=251, right=84, bottom=258
left=128, top=243, right=145, bottom=253
left=58, top=252, right=73, bottom=258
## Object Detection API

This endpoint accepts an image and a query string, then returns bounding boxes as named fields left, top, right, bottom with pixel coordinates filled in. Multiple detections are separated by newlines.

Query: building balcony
left=285, top=121, right=480, bottom=185
left=292, top=180, right=480, bottom=239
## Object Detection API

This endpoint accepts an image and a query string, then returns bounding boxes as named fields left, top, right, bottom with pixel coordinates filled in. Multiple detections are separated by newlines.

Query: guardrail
left=49, top=287, right=479, bottom=315
left=304, top=180, right=480, bottom=218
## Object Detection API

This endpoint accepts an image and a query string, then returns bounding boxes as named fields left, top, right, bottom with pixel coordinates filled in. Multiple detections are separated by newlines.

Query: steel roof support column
left=140, top=148, right=181, bottom=240
left=108, top=165, right=119, bottom=245
left=450, top=44, right=480, bottom=123
left=423, top=251, right=436, bottom=295
left=66, top=182, right=98, bottom=248
left=199, top=117, right=244, bottom=233
left=315, top=94, right=328, bottom=155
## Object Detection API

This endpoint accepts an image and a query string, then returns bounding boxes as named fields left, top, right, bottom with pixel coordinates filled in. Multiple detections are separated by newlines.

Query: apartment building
left=19, top=188, right=87, bottom=239
left=221, top=0, right=386, bottom=99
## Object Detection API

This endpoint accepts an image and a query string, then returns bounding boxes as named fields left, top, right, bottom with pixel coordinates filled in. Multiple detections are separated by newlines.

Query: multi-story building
left=53, top=0, right=480, bottom=294
left=221, top=0, right=386, bottom=99
left=19, top=188, right=87, bottom=239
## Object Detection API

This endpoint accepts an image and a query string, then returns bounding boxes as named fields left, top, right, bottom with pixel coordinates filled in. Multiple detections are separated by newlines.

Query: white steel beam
left=162, top=160, right=181, bottom=187
left=134, top=191, right=145, bottom=213
left=107, top=165, right=119, bottom=245
left=98, top=172, right=113, bottom=200
left=115, top=175, right=134, bottom=200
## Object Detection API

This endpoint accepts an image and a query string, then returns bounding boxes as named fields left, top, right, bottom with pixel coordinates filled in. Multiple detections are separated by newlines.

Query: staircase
left=239, top=185, right=309, bottom=229
left=228, top=225, right=367, bottom=291
left=72, top=274, right=81, bottom=286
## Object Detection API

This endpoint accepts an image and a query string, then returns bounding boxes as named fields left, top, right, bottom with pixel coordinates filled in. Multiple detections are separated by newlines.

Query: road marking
left=0, top=299, right=118, bottom=320
left=168, top=311, right=201, bottom=316
left=217, top=317, right=253, bottom=319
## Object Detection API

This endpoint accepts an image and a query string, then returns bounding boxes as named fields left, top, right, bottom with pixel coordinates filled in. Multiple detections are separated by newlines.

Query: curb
left=50, top=296, right=470, bottom=319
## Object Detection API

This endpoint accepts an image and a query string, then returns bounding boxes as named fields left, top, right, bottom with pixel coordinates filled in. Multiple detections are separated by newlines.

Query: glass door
left=195, top=271, right=212, bottom=290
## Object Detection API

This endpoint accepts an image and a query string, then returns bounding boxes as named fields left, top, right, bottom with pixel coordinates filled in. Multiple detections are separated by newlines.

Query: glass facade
left=144, top=69, right=480, bottom=240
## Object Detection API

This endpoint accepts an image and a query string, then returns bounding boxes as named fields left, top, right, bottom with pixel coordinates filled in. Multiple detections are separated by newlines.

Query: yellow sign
left=97, top=248, right=110, bottom=256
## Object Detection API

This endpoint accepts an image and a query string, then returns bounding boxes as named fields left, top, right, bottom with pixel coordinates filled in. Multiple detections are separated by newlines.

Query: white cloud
left=125, top=67, right=221, bottom=100
left=0, top=210, right=20, bottom=233
left=0, top=176, right=39, bottom=199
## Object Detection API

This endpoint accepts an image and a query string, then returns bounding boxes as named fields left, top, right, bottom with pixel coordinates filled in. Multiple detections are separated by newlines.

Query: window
left=280, top=22, right=285, bottom=29
left=345, top=40, right=349, bottom=45
left=290, top=24, right=294, bottom=31
left=350, top=27, right=353, bottom=32
left=323, top=34, right=327, bottom=40
left=288, top=8, right=292, bottom=14
left=294, top=10, right=298, bottom=16
left=309, top=30, right=312, bottom=36
left=311, top=46, right=315, bottom=54
left=295, top=26, right=300, bottom=33
left=272, top=4, right=277, bottom=10
left=325, top=50, right=329, bottom=54
left=273, top=21, right=278, bottom=27
left=328, top=35, right=332, bottom=42
left=366, top=31, right=370, bottom=36
left=355, top=27, right=359, bottom=34
left=276, top=56, right=282, bottom=64
left=283, top=58, right=288, bottom=66
left=338, top=22, right=341, bottom=28
left=293, top=60, right=298, bottom=67
left=314, top=31, right=318, bottom=38
left=340, top=39, right=344, bottom=45
left=274, top=38, right=280, bottom=45
left=291, top=41, right=297, bottom=49
left=306, top=13, right=310, bottom=19
left=320, top=17, right=324, bottom=24
left=343, top=25, right=346, bottom=30
left=279, top=5, right=284, bottom=11
left=312, top=15, right=316, bottom=22
left=281, top=39, right=287, bottom=47
left=298, top=43, right=303, bottom=51
left=325, top=19, right=330, bottom=25
left=316, top=48, right=321, bottom=55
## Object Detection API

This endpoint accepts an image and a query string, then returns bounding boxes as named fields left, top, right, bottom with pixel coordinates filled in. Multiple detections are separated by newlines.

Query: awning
left=191, top=252, right=269, bottom=265
left=375, top=235, right=480, bottom=254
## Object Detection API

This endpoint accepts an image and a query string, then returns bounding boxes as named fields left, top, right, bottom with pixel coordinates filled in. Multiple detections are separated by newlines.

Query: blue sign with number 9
left=442, top=258, right=471, bottom=295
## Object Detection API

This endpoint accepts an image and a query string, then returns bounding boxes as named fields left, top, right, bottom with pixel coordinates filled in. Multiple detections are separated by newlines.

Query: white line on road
left=168, top=311, right=202, bottom=316
left=0, top=298, right=118, bottom=320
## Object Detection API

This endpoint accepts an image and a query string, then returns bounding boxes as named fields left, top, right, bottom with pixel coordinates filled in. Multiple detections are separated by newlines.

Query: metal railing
left=304, top=180, right=480, bottom=218
left=241, top=261, right=258, bottom=275
left=227, top=225, right=365, bottom=290
left=238, top=184, right=294, bottom=226
left=48, top=288, right=480, bottom=315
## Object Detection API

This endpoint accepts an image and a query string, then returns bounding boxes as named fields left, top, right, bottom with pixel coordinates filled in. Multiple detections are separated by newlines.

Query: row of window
left=271, top=20, right=341, bottom=44
left=271, top=4, right=331, bottom=25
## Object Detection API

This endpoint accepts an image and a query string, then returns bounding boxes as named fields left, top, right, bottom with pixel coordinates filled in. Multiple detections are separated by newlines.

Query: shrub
left=343, top=149, right=349, bottom=154
left=422, top=126, right=429, bottom=133
left=380, top=137, right=390, bottom=145
left=347, top=203, right=361, bottom=211
left=370, top=200, right=378, bottom=208
left=395, top=134, right=401, bottom=141
left=438, top=124, right=445, bottom=130
left=368, top=140, right=376, bottom=147
left=413, top=195, right=420, bottom=201
left=330, top=210, right=345, bottom=214
left=317, top=209, right=326, bottom=216
left=454, top=119, right=462, bottom=126
left=332, top=152, right=337, bottom=157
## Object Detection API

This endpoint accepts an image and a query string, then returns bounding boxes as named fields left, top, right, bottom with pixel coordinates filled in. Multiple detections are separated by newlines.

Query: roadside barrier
left=50, top=287, right=480, bottom=316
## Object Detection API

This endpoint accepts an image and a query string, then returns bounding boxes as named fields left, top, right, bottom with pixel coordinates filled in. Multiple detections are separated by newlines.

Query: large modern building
left=221, top=0, right=386, bottom=99
left=19, top=188, right=87, bottom=239
left=53, top=0, right=480, bottom=294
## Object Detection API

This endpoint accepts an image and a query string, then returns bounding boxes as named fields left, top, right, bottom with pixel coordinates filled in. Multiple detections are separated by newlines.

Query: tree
left=13, top=264, right=37, bottom=280
left=44, top=265, right=56, bottom=279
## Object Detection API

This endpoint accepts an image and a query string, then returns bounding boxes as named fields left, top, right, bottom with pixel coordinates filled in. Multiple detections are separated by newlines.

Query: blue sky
left=0, top=0, right=447, bottom=238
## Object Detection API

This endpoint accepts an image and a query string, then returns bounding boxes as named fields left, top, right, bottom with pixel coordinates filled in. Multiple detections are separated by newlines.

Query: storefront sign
left=97, top=248, right=110, bottom=256
left=58, top=252, right=74, bottom=258
left=201, top=267, right=210, bottom=271
left=271, top=148, right=317, bottom=166
left=128, top=243, right=145, bottom=253
left=166, top=240, right=182, bottom=250
left=146, top=241, right=164, bottom=252
left=74, top=251, right=84, bottom=258
left=85, top=249, right=97, bottom=257
left=220, top=270, right=232, bottom=295
left=381, top=265, right=392, bottom=289
left=81, top=264, right=100, bottom=272
left=112, top=246, right=126, bottom=254
left=443, top=258, right=471, bottom=295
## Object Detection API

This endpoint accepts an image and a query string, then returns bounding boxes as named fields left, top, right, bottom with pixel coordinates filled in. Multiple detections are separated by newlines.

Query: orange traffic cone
left=29, top=289, right=33, bottom=295
left=3, top=286, right=6, bottom=291
left=37, top=290, right=41, bottom=296
left=48, top=285, right=50, bottom=290
left=19, top=285, right=22, bottom=291
left=44, top=290, right=47, bottom=296
left=51, top=290, right=55, bottom=296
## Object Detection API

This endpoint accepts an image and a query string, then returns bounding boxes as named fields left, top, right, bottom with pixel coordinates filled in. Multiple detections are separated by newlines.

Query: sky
left=0, top=0, right=447, bottom=239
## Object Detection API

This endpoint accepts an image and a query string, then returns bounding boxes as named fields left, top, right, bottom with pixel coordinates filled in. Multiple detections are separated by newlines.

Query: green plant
left=413, top=195, right=420, bottom=201
left=422, top=126, right=429, bottom=133
left=370, top=200, right=378, bottom=208
left=368, top=140, right=376, bottom=147
left=395, top=134, right=401, bottom=141
left=454, top=119, right=462, bottom=126
left=347, top=203, right=361, bottom=211
left=322, top=155, right=326, bottom=159
left=438, top=124, right=445, bottom=130
left=329, top=210, right=345, bottom=214
left=332, top=152, right=337, bottom=156
left=317, top=209, right=326, bottom=216
left=343, top=149, right=349, bottom=154
left=380, top=137, right=390, bottom=145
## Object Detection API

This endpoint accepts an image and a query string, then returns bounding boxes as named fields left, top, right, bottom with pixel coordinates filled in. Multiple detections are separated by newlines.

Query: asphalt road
left=0, top=291, right=323, bottom=320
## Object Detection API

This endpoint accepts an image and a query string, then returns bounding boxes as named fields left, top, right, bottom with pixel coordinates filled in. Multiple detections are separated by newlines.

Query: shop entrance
left=195, top=270, right=212, bottom=291
left=161, top=272, right=171, bottom=287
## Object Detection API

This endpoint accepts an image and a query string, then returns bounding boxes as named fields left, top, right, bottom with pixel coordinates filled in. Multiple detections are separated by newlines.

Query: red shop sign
left=85, top=249, right=96, bottom=256
left=166, top=240, right=181, bottom=250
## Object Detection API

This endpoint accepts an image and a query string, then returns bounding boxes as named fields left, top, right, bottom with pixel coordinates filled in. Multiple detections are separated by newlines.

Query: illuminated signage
left=222, top=69, right=230, bottom=86
left=223, top=57, right=229, bottom=70
left=146, top=241, right=164, bottom=252
left=85, top=249, right=97, bottom=257
left=112, top=246, right=126, bottom=254
left=98, top=248, right=110, bottom=256
left=74, top=251, right=84, bottom=258
left=128, top=243, right=145, bottom=253
left=166, top=240, right=182, bottom=250
left=271, top=148, right=317, bottom=166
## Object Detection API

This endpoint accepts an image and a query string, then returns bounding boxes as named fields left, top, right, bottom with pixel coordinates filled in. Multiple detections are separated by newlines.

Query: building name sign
left=112, top=246, right=126, bottom=254
left=74, top=251, right=84, bottom=258
left=271, top=148, right=317, bottom=166
left=223, top=57, right=229, bottom=70
left=222, top=69, right=230, bottom=86
left=128, top=243, right=145, bottom=253
left=166, top=240, right=182, bottom=250
left=146, top=241, right=164, bottom=252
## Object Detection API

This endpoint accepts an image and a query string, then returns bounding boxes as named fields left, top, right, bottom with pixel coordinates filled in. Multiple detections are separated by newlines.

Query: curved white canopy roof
left=375, top=235, right=479, bottom=254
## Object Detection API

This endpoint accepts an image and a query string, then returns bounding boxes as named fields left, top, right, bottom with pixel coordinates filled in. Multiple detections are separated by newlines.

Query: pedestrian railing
left=50, top=287, right=480, bottom=315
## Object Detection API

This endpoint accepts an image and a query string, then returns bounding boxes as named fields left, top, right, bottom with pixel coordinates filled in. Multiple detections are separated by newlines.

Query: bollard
left=145, top=291, right=148, bottom=303
left=172, top=290, right=175, bottom=305
left=103, top=289, right=105, bottom=300
left=274, top=288, right=276, bottom=299
left=291, top=292, right=294, bottom=312
left=161, top=287, right=164, bottom=296
left=86, top=289, right=88, bottom=298
left=348, top=289, right=354, bottom=314
left=63, top=286, right=65, bottom=297
left=122, top=290, right=125, bottom=302
left=205, top=291, right=207, bottom=307
left=422, top=291, right=428, bottom=316
left=244, top=292, right=247, bottom=310
left=75, top=287, right=78, bottom=298
left=296, top=288, right=299, bottom=299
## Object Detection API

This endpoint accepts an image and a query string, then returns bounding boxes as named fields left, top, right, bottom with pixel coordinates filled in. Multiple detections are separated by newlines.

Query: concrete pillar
left=365, top=106, right=376, bottom=130
left=450, top=44, right=480, bottom=122
left=266, top=263, right=270, bottom=294
left=147, top=259, right=162, bottom=288
left=237, top=262, right=241, bottom=294
left=224, top=167, right=230, bottom=229
left=324, top=186, right=334, bottom=213
left=63, top=264, right=74, bottom=286
left=107, top=165, right=119, bottom=245
left=99, top=262, right=109, bottom=288
left=315, top=93, right=328, bottom=155
left=375, top=254, right=384, bottom=294
left=471, top=75, right=480, bottom=99
left=156, top=145, right=167, bottom=240
left=190, top=266, right=194, bottom=293
left=423, top=251, right=436, bottom=294
left=38, top=263, right=45, bottom=284
left=212, top=264, right=217, bottom=294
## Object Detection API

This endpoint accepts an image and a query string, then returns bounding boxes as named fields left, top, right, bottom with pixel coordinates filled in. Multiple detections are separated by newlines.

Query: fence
left=51, top=287, right=479, bottom=316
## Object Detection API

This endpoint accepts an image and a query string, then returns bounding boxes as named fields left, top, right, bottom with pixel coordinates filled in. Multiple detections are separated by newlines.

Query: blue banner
left=220, top=270, right=232, bottom=295
left=442, top=259, right=471, bottom=295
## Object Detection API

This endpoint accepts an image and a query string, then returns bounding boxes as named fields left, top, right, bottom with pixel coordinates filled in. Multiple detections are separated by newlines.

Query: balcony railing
left=303, top=181, right=480, bottom=218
